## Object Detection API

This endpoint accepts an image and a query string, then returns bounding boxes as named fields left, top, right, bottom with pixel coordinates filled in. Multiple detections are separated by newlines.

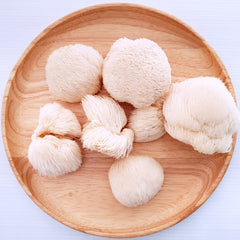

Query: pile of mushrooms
left=28, top=38, right=240, bottom=207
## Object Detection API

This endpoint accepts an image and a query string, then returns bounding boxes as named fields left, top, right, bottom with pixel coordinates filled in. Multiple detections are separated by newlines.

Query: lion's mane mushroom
left=108, top=154, right=164, bottom=207
left=103, top=38, right=171, bottom=108
left=81, top=95, right=134, bottom=158
left=128, top=106, right=165, bottom=142
left=28, top=103, right=82, bottom=177
left=46, top=44, right=103, bottom=103
left=163, top=77, right=240, bottom=154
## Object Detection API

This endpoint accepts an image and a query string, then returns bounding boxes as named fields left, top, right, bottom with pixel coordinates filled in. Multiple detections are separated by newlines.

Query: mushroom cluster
left=28, top=103, right=82, bottom=177
left=28, top=38, right=240, bottom=207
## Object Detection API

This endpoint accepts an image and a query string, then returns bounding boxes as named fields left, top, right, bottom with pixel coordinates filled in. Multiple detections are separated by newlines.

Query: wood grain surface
left=1, top=3, right=236, bottom=238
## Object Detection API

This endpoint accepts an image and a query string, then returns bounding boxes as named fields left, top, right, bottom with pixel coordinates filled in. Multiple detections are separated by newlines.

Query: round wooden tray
left=2, top=3, right=236, bottom=238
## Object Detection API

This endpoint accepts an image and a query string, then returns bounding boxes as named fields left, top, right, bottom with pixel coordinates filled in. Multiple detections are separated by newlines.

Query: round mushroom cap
left=46, top=44, right=103, bottom=103
left=128, top=106, right=165, bottom=142
left=163, top=77, right=240, bottom=154
left=103, top=38, right=171, bottom=108
left=109, top=155, right=164, bottom=207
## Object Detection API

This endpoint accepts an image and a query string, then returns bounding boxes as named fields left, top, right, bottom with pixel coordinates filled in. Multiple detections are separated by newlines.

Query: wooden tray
left=1, top=3, right=236, bottom=238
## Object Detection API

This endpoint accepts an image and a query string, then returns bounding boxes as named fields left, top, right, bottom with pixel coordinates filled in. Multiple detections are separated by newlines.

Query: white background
left=0, top=0, right=240, bottom=239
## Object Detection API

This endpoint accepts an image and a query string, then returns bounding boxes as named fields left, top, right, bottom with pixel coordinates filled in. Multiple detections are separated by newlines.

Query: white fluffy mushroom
left=28, top=135, right=82, bottom=177
left=163, top=77, right=240, bottom=154
left=81, top=95, right=134, bottom=158
left=46, top=44, right=103, bottom=103
left=82, top=95, right=127, bottom=133
left=103, top=38, right=171, bottom=108
left=109, top=155, right=164, bottom=207
left=128, top=106, right=165, bottom=142
left=28, top=103, right=82, bottom=177
left=33, top=102, right=81, bottom=138
left=82, top=121, right=133, bottom=159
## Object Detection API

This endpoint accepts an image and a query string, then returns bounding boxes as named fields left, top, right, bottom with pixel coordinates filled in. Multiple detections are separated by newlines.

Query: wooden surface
left=1, top=3, right=236, bottom=238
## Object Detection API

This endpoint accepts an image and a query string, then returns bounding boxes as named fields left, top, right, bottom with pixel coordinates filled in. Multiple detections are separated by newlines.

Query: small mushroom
left=46, top=44, right=103, bottom=103
left=33, top=102, right=81, bottom=138
left=103, top=38, right=171, bottom=108
left=82, top=120, right=133, bottom=159
left=28, top=103, right=82, bottom=177
left=28, top=135, right=82, bottom=177
left=163, top=77, right=240, bottom=154
left=81, top=95, right=134, bottom=158
left=128, top=106, right=165, bottom=142
left=82, top=95, right=127, bottom=133
left=108, top=154, right=164, bottom=207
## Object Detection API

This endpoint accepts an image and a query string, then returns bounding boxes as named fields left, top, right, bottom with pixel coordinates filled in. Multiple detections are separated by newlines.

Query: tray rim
left=1, top=3, right=237, bottom=238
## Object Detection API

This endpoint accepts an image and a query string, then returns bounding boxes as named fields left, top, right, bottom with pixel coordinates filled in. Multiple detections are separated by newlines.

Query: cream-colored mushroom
left=163, top=77, right=240, bottom=154
left=28, top=135, right=81, bottom=177
left=33, top=102, right=81, bottom=138
left=82, top=121, right=133, bottom=159
left=109, top=154, right=164, bottom=207
left=46, top=44, right=103, bottom=103
left=28, top=103, right=82, bottom=177
left=128, top=106, right=165, bottom=142
left=81, top=95, right=134, bottom=158
left=82, top=95, right=127, bottom=133
left=103, top=38, right=171, bottom=108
